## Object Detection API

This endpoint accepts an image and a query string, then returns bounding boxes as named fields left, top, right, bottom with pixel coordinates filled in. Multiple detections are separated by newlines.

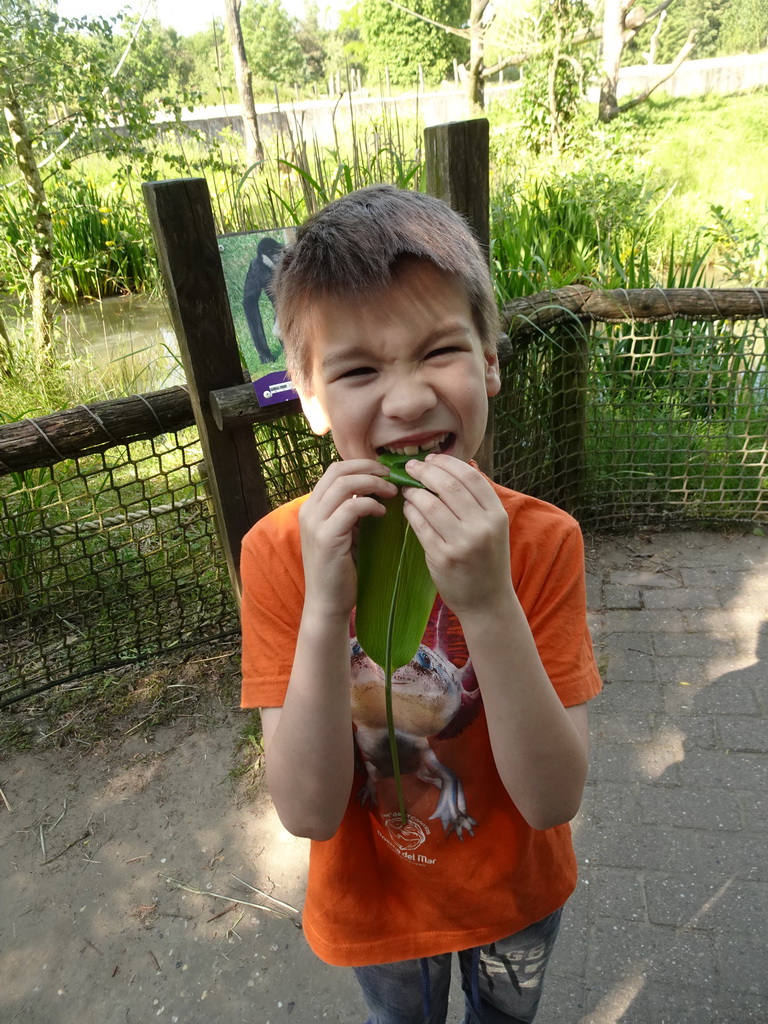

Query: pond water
left=58, top=293, right=184, bottom=392
left=2, top=293, right=184, bottom=394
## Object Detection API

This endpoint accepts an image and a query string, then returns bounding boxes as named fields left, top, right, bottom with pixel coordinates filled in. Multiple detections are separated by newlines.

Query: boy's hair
left=271, top=184, right=500, bottom=395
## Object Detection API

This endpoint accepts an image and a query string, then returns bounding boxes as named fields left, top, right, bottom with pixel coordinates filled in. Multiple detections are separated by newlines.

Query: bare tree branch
left=378, top=0, right=686, bottom=122
left=646, top=8, right=668, bottom=63
left=381, top=0, right=676, bottom=75
left=615, top=29, right=697, bottom=114
left=572, top=0, right=675, bottom=45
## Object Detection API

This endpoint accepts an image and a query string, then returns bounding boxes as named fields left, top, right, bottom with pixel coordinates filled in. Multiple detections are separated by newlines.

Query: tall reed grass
left=0, top=177, right=159, bottom=302
left=490, top=172, right=712, bottom=303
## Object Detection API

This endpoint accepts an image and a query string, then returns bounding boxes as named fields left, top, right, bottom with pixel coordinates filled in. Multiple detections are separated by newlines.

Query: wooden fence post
left=550, top=323, right=589, bottom=516
left=424, top=119, right=489, bottom=256
left=142, top=177, right=271, bottom=605
left=424, top=119, right=495, bottom=476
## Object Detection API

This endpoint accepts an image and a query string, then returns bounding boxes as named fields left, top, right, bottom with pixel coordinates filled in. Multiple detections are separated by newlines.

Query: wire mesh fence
left=0, top=428, right=237, bottom=707
left=1, top=289, right=766, bottom=708
left=0, top=410, right=337, bottom=707
left=253, top=411, right=337, bottom=506
left=496, top=303, right=768, bottom=529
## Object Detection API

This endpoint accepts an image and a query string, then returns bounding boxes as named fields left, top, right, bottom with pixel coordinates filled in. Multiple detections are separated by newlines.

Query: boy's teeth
left=384, top=434, right=447, bottom=456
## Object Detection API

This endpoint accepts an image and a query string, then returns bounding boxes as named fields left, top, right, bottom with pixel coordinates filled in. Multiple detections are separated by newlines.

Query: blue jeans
left=352, top=907, right=563, bottom=1024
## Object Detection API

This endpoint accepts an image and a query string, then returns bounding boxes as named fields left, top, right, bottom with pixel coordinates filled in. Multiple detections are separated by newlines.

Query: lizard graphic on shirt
left=350, top=600, right=482, bottom=839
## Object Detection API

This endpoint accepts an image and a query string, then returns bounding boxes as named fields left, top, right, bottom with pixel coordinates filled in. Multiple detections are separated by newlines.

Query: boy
left=240, top=185, right=602, bottom=1024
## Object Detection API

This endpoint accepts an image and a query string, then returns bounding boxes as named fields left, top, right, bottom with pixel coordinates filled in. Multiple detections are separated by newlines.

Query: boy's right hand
left=298, top=459, right=397, bottom=620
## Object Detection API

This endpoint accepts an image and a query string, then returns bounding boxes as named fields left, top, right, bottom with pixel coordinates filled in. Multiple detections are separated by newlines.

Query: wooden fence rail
left=0, top=386, right=195, bottom=475
left=503, top=285, right=768, bottom=337
left=3, top=285, right=766, bottom=473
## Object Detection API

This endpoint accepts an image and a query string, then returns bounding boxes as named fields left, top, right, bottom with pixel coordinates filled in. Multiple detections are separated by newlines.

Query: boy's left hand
left=401, top=454, right=512, bottom=617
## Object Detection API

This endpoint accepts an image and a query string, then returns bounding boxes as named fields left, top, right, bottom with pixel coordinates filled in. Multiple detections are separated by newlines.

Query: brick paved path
left=541, top=530, right=768, bottom=1024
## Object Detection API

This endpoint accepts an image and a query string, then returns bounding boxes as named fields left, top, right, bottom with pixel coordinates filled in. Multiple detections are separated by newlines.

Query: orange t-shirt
left=241, top=480, right=602, bottom=967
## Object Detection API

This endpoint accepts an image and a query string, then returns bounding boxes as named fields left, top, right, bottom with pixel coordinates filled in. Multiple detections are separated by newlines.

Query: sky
left=56, top=0, right=349, bottom=34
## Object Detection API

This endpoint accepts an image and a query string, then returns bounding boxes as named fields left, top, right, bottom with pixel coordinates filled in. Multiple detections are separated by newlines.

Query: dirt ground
left=1, top=528, right=765, bottom=1024
left=0, top=664, right=367, bottom=1023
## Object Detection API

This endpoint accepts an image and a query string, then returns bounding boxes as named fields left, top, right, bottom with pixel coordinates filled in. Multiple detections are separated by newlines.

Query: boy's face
left=299, top=259, right=501, bottom=464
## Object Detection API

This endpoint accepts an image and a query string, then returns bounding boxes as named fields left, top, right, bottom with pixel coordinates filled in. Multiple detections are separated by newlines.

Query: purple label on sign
left=254, top=371, right=298, bottom=407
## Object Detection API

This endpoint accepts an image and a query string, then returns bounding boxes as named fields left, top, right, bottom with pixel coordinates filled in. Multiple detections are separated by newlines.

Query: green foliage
left=718, top=0, right=768, bottom=53
left=107, top=16, right=201, bottom=109
left=489, top=88, right=768, bottom=292
left=515, top=0, right=594, bottom=156
left=328, top=3, right=367, bottom=76
left=360, top=0, right=469, bottom=87
left=241, top=0, right=307, bottom=87
left=0, top=1, right=197, bottom=172
left=0, top=467, right=60, bottom=615
left=628, top=0, right=731, bottom=63
left=496, top=312, right=768, bottom=526
left=704, top=202, right=768, bottom=285
left=212, top=103, right=424, bottom=230
left=0, top=176, right=158, bottom=301
left=184, top=20, right=237, bottom=106
left=182, top=7, right=331, bottom=104
left=0, top=0, right=201, bottom=356
left=295, top=2, right=329, bottom=82
left=490, top=168, right=683, bottom=301
left=619, top=91, right=768, bottom=270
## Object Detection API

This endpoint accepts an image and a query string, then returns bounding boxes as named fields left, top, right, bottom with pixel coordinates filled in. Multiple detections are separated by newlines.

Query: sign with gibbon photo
left=218, top=227, right=298, bottom=407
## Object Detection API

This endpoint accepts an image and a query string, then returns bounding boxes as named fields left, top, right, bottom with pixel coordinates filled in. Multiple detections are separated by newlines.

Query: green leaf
left=356, top=492, right=436, bottom=671
left=377, top=450, right=427, bottom=489
left=355, top=454, right=437, bottom=825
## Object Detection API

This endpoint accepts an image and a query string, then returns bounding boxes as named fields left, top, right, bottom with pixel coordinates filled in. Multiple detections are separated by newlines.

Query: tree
left=223, top=0, right=264, bottom=167
left=517, top=0, right=595, bottom=156
left=324, top=3, right=367, bottom=83
left=467, top=0, right=488, bottom=110
left=370, top=0, right=574, bottom=112
left=185, top=20, right=237, bottom=106
left=0, top=0, right=195, bottom=355
left=240, top=0, right=306, bottom=88
left=110, top=16, right=198, bottom=106
left=462, top=0, right=527, bottom=112
left=626, top=0, right=730, bottom=63
left=599, top=0, right=698, bottom=122
left=717, top=0, right=768, bottom=53
left=296, top=2, right=329, bottom=84
left=360, top=0, right=469, bottom=88
left=1, top=1, right=116, bottom=354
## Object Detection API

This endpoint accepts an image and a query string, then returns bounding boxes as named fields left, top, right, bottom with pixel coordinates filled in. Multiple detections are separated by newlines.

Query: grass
left=0, top=467, right=60, bottom=615
left=0, top=310, right=182, bottom=421
left=0, top=430, right=238, bottom=718
left=0, top=176, right=160, bottom=303
left=582, top=395, right=768, bottom=527
left=634, top=92, right=768, bottom=213
left=229, top=711, right=265, bottom=787
left=490, top=173, right=714, bottom=306
left=254, top=412, right=337, bottom=504
left=598, top=90, right=768, bottom=282
left=488, top=86, right=768, bottom=288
